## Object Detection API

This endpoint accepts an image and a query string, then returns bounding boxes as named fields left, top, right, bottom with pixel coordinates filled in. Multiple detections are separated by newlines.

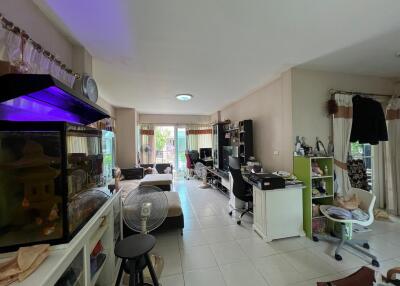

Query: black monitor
left=199, top=148, right=212, bottom=159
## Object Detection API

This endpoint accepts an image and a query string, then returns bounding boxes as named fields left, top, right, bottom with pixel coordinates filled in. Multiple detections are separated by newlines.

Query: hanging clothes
left=347, top=159, right=369, bottom=191
left=350, top=95, right=388, bottom=145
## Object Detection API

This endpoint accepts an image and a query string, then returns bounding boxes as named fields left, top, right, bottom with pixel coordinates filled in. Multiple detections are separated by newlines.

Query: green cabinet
left=293, top=156, right=334, bottom=238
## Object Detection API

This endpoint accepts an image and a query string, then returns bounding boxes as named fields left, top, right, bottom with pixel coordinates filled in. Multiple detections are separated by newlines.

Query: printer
left=246, top=173, right=286, bottom=190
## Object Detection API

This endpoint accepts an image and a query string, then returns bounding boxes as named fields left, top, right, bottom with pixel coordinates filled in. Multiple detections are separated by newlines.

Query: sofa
left=118, top=168, right=184, bottom=235
left=140, top=163, right=173, bottom=174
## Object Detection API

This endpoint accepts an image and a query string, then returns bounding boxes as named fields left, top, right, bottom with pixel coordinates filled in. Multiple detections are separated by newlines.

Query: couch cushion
left=140, top=174, right=173, bottom=186
left=165, top=192, right=182, bottom=217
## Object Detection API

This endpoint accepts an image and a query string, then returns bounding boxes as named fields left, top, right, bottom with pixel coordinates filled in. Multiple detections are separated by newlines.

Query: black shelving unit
left=212, top=123, right=227, bottom=170
left=238, top=120, right=253, bottom=165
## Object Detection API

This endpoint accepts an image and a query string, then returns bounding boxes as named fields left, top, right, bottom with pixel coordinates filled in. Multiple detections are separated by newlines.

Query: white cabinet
left=4, top=191, right=122, bottom=286
left=253, top=186, right=304, bottom=242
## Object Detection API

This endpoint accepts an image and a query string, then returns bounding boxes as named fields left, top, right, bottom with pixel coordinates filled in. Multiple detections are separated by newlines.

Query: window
left=349, top=142, right=373, bottom=191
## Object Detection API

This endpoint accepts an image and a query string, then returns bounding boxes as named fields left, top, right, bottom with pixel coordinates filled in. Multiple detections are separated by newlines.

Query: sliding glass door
left=154, top=126, right=175, bottom=165
left=175, top=127, right=187, bottom=175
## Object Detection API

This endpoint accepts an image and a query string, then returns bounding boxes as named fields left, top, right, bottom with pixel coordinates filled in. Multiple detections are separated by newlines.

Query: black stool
left=114, top=234, right=159, bottom=286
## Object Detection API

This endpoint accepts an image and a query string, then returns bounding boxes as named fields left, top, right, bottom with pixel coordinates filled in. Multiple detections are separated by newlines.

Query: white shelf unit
left=0, top=191, right=122, bottom=286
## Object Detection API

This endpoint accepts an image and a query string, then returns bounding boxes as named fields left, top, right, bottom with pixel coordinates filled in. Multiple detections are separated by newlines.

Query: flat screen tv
left=199, top=148, right=212, bottom=159
left=222, top=146, right=238, bottom=171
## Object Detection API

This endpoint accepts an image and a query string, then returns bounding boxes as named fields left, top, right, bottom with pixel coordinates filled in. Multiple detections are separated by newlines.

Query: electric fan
left=123, top=185, right=169, bottom=233
left=122, top=185, right=169, bottom=285
left=194, top=162, right=209, bottom=189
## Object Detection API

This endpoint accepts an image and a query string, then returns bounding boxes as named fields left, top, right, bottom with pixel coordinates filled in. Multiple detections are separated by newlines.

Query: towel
left=0, top=244, right=50, bottom=286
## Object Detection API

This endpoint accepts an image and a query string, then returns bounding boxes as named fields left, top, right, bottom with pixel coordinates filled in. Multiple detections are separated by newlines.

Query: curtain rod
left=0, top=12, right=80, bottom=79
left=329, top=88, right=395, bottom=98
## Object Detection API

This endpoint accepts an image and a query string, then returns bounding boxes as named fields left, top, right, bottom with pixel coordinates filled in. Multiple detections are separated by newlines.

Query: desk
left=243, top=176, right=305, bottom=242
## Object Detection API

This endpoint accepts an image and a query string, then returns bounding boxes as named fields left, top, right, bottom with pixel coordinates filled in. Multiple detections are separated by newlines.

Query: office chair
left=185, top=152, right=194, bottom=179
left=228, top=156, right=253, bottom=225
left=313, top=188, right=379, bottom=267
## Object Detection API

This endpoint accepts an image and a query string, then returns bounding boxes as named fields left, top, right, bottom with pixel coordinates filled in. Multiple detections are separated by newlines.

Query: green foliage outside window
left=155, top=128, right=172, bottom=151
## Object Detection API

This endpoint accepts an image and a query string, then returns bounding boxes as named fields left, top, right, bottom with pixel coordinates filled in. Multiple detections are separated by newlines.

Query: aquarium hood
left=0, top=74, right=109, bottom=124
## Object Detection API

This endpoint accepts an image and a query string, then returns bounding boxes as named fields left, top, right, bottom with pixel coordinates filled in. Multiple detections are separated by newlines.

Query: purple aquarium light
left=0, top=74, right=109, bottom=124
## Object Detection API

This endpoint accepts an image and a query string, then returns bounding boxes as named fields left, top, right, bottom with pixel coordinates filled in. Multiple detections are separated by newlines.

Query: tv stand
left=207, top=168, right=230, bottom=197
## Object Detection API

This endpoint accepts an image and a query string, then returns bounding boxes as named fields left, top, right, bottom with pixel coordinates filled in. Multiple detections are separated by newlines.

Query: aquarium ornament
left=0, top=74, right=109, bottom=124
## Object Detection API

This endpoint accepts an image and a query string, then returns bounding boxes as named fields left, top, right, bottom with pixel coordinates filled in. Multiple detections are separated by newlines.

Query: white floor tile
left=281, top=249, right=334, bottom=280
left=180, top=245, right=218, bottom=271
left=237, top=237, right=278, bottom=259
left=201, top=227, right=236, bottom=244
left=253, top=254, right=307, bottom=286
left=210, top=241, right=249, bottom=265
left=155, top=178, right=400, bottom=286
left=184, top=267, right=227, bottom=286
left=268, top=237, right=306, bottom=253
left=220, top=260, right=269, bottom=286
left=179, top=229, right=208, bottom=248
left=159, top=274, right=185, bottom=286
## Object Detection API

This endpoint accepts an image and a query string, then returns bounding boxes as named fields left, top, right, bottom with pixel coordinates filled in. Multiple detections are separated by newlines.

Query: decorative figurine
left=312, top=160, right=324, bottom=176
left=9, top=141, right=62, bottom=236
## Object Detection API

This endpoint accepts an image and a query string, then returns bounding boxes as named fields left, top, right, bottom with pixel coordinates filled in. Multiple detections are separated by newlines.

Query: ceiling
left=34, top=0, right=400, bottom=114
left=299, top=29, right=400, bottom=79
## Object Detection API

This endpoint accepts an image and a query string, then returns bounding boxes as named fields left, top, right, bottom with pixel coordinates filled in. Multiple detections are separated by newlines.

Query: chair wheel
left=228, top=211, right=233, bottom=216
left=312, top=236, right=319, bottom=242
left=334, top=254, right=342, bottom=261
left=372, top=259, right=380, bottom=267
left=237, top=220, right=241, bottom=225
left=363, top=243, right=370, bottom=249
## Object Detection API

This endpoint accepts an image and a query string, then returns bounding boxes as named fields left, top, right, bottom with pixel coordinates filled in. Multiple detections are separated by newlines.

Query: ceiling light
left=176, top=94, right=193, bottom=101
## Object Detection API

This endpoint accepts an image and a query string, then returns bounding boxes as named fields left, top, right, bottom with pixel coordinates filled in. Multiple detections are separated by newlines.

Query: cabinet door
left=253, top=188, right=267, bottom=237
left=266, top=188, right=303, bottom=240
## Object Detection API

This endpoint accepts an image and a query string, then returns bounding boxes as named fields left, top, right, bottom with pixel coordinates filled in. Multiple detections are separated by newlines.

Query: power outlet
left=273, top=150, right=280, bottom=156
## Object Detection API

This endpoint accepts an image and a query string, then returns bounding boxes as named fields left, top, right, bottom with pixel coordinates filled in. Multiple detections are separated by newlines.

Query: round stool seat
left=115, top=234, right=156, bottom=259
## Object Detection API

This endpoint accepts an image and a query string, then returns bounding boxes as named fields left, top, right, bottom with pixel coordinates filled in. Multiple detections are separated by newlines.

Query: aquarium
left=0, top=121, right=111, bottom=252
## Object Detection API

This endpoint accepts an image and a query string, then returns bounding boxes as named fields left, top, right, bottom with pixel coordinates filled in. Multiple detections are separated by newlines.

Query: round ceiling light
left=176, top=94, right=193, bottom=101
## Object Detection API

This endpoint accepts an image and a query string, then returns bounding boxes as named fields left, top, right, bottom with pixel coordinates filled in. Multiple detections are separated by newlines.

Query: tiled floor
left=150, top=178, right=400, bottom=286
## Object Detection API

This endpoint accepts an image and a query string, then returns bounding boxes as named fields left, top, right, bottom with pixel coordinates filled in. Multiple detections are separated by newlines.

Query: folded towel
left=0, top=244, right=50, bottom=286
left=326, top=206, right=353, bottom=219
left=351, top=208, right=369, bottom=221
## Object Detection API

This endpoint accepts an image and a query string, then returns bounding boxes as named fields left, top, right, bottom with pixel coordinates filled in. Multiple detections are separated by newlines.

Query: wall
left=1, top=1, right=116, bottom=118
left=138, top=114, right=211, bottom=125
left=115, top=108, right=137, bottom=168
left=291, top=68, right=395, bottom=145
left=1, top=0, right=73, bottom=66
left=210, top=111, right=220, bottom=124
left=219, top=70, right=293, bottom=172
left=97, top=97, right=116, bottom=118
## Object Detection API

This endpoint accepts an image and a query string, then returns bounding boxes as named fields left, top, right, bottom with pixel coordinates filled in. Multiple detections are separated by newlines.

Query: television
left=222, top=146, right=238, bottom=171
left=199, top=148, right=212, bottom=159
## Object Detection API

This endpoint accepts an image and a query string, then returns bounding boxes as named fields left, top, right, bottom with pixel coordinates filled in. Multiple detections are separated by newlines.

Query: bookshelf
left=293, top=156, right=334, bottom=238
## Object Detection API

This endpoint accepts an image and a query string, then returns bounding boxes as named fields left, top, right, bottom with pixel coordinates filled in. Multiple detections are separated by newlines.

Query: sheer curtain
left=0, top=26, right=76, bottom=87
left=384, top=97, right=400, bottom=215
left=333, top=94, right=353, bottom=196
left=138, top=124, right=155, bottom=164
left=186, top=125, right=212, bottom=151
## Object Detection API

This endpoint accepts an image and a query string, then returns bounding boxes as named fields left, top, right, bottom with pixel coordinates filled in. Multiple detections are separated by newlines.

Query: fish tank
left=0, top=121, right=111, bottom=252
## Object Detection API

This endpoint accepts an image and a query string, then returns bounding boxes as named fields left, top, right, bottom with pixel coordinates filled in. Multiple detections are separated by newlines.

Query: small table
left=114, top=234, right=159, bottom=286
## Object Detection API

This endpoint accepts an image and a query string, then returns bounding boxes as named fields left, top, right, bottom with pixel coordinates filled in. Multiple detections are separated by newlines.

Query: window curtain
left=384, top=97, right=400, bottom=215
left=186, top=125, right=212, bottom=151
left=333, top=94, right=353, bottom=196
left=139, top=124, right=155, bottom=164
left=0, top=25, right=76, bottom=87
